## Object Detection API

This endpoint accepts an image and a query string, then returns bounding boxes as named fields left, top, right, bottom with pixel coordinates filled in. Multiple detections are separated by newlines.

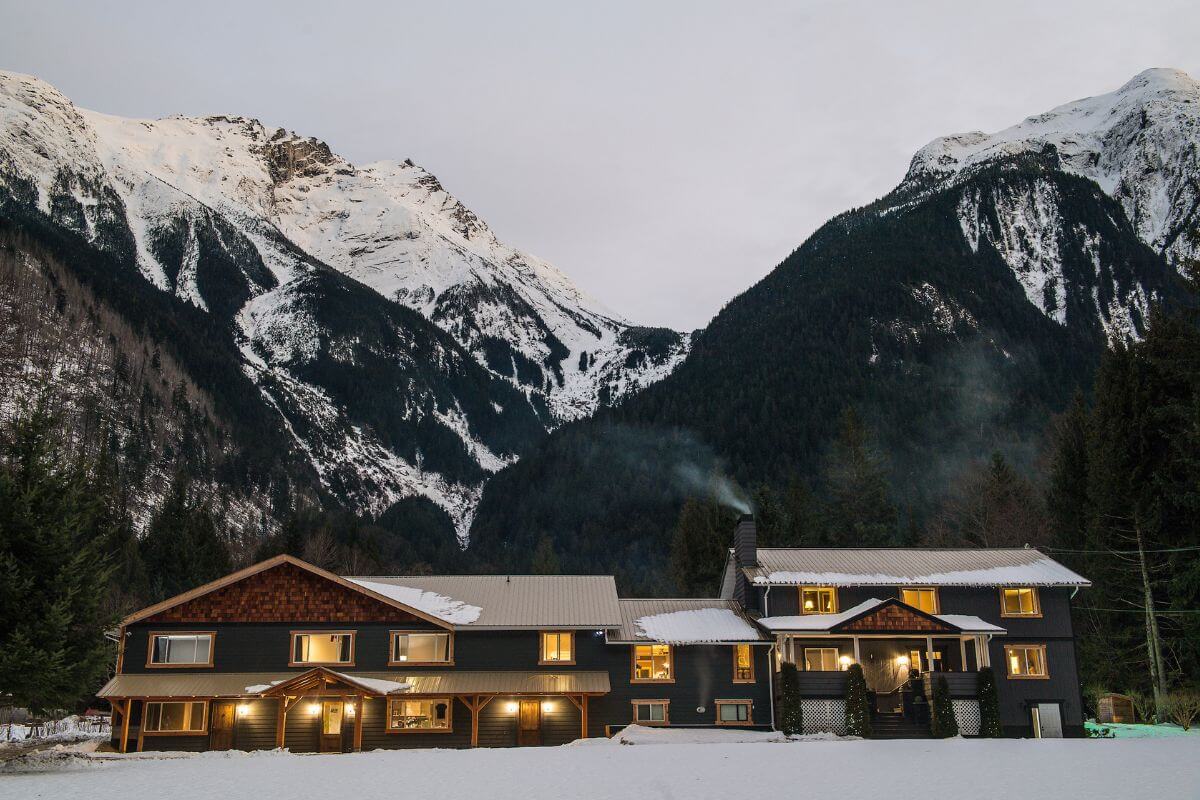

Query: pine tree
left=930, top=674, right=958, bottom=737
left=669, top=498, right=727, bottom=595
left=779, top=662, right=803, bottom=735
left=844, top=663, right=872, bottom=737
left=0, top=405, right=117, bottom=715
left=822, top=409, right=897, bottom=546
left=530, top=535, right=561, bottom=574
left=977, top=667, right=1002, bottom=737
left=140, top=474, right=231, bottom=602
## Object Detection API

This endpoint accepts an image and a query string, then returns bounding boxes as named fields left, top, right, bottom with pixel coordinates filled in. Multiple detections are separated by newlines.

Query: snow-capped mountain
left=0, top=71, right=686, bottom=536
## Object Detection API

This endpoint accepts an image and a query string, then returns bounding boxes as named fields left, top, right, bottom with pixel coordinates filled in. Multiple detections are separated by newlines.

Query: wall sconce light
left=541, top=701, right=554, bottom=713
left=236, top=704, right=251, bottom=717
left=345, top=704, right=355, bottom=718
left=838, top=655, right=852, bottom=670
left=308, top=703, right=321, bottom=715
left=505, top=701, right=519, bottom=713
left=896, top=655, right=910, bottom=667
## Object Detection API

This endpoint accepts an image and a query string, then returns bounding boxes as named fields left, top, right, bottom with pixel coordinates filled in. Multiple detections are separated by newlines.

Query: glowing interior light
left=398, top=655, right=407, bottom=661
left=236, top=704, right=251, bottom=717
left=804, top=600, right=815, bottom=610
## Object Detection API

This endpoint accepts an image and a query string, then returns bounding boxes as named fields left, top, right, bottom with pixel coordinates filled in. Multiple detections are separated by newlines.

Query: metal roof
left=742, top=548, right=1090, bottom=587
left=758, top=599, right=1006, bottom=634
left=342, top=575, right=623, bottom=628
left=97, top=670, right=610, bottom=698
left=611, top=599, right=769, bottom=643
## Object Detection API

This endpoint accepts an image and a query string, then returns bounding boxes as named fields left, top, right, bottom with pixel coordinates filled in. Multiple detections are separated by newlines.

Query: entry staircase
left=870, top=711, right=932, bottom=739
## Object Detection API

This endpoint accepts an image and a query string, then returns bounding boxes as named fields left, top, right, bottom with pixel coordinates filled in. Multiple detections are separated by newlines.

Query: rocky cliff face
left=0, top=71, right=687, bottom=537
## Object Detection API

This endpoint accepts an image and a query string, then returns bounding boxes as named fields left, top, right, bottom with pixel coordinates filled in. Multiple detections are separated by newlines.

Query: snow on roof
left=744, top=548, right=1089, bottom=587
left=347, top=578, right=483, bottom=625
left=614, top=599, right=768, bottom=643
left=327, top=671, right=411, bottom=695
left=244, top=679, right=285, bottom=693
left=759, top=599, right=1007, bottom=634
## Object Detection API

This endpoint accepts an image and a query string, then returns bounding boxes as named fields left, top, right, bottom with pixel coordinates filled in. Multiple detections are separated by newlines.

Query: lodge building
left=100, top=516, right=1089, bottom=752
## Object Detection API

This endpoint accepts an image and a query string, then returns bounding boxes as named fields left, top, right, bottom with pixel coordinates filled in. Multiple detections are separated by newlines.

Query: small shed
left=1097, top=693, right=1136, bottom=724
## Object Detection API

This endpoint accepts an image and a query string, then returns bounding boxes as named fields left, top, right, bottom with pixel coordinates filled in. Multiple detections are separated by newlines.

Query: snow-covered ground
left=1086, top=721, right=1200, bottom=739
left=4, top=731, right=1199, bottom=799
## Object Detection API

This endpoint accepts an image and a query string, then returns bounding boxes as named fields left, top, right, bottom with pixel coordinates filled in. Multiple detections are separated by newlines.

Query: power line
left=1039, top=545, right=1200, bottom=554
left=1079, top=606, right=1200, bottom=615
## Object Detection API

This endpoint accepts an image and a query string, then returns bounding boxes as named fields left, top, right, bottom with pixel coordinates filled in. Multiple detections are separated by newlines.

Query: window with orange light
left=387, top=698, right=451, bottom=731
left=540, top=631, right=575, bottom=664
left=632, top=644, right=673, bottom=682
left=1005, top=645, right=1048, bottom=678
left=733, top=644, right=755, bottom=682
left=800, top=587, right=837, bottom=614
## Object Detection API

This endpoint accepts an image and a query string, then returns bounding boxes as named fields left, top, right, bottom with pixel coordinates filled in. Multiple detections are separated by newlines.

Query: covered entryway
left=1032, top=703, right=1063, bottom=738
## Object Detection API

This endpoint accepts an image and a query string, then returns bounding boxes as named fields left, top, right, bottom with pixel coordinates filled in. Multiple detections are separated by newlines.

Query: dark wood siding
left=232, top=699, right=280, bottom=751
left=358, top=697, right=473, bottom=750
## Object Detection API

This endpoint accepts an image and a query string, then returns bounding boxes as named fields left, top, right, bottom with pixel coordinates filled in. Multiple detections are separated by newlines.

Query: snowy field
left=4, top=733, right=1200, bottom=800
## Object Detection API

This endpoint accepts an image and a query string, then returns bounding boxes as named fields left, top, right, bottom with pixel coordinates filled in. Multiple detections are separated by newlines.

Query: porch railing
left=922, top=671, right=979, bottom=698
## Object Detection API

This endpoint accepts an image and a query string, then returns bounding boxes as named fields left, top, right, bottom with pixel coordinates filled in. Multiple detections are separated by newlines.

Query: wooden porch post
left=581, top=695, right=589, bottom=739
left=925, top=635, right=935, bottom=674
left=136, top=699, right=146, bottom=752
left=120, top=698, right=132, bottom=753
left=352, top=695, right=364, bottom=752
left=852, top=636, right=861, bottom=665
left=470, top=695, right=480, bottom=748
left=959, top=637, right=968, bottom=670
left=276, top=696, right=287, bottom=749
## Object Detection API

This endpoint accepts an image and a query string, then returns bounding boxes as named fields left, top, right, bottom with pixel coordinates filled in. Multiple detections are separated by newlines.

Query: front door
left=1032, top=703, right=1063, bottom=738
left=517, top=700, right=542, bottom=746
left=210, top=701, right=236, bottom=751
left=321, top=701, right=345, bottom=752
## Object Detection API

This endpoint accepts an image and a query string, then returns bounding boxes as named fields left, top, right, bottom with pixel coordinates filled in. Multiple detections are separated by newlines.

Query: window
left=143, top=701, right=207, bottom=734
left=540, top=631, right=575, bottom=664
left=1001, top=587, right=1041, bottom=617
left=290, top=631, right=354, bottom=665
left=1005, top=645, right=1048, bottom=679
left=715, top=700, right=752, bottom=726
left=147, top=633, right=214, bottom=667
left=908, top=649, right=943, bottom=675
left=390, top=631, right=451, bottom=664
left=800, top=587, right=837, bottom=614
left=632, top=644, right=673, bottom=682
left=387, top=698, right=452, bottom=732
left=901, top=587, right=939, bottom=614
left=733, top=644, right=755, bottom=683
left=804, top=647, right=840, bottom=672
left=632, top=700, right=669, bottom=725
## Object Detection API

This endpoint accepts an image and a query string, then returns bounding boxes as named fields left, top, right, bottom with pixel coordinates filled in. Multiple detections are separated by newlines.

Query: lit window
left=391, top=632, right=451, bottom=664
left=143, top=701, right=207, bottom=733
left=148, top=633, right=214, bottom=666
left=1001, top=588, right=1041, bottom=617
left=387, top=698, right=451, bottom=731
left=540, top=631, right=575, bottom=664
left=716, top=700, right=752, bottom=726
left=632, top=644, right=673, bottom=682
left=1005, top=645, right=1048, bottom=678
left=901, top=588, right=939, bottom=614
left=291, top=631, right=354, bottom=665
left=733, top=644, right=755, bottom=682
left=632, top=700, right=669, bottom=725
left=800, top=587, right=837, bottom=614
left=908, top=649, right=943, bottom=675
left=804, top=647, right=841, bottom=672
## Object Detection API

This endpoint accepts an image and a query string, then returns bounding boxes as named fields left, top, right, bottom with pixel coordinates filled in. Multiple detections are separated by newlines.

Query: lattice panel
left=801, top=699, right=847, bottom=735
left=952, top=699, right=981, bottom=736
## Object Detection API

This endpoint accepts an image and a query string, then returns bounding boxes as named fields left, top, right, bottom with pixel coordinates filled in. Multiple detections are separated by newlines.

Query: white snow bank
left=0, top=715, right=109, bottom=745
left=601, top=725, right=787, bottom=745
left=348, top=579, right=483, bottom=625
left=5, top=734, right=1198, bottom=798
left=633, top=608, right=761, bottom=644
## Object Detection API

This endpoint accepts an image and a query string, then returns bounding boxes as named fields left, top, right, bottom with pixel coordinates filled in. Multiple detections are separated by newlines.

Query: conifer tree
left=530, top=535, right=561, bottom=574
left=779, top=662, right=803, bottom=735
left=844, top=663, right=872, bottom=737
left=822, top=409, right=897, bottom=546
left=669, top=497, right=727, bottom=595
left=930, top=674, right=958, bottom=737
left=977, top=667, right=1002, bottom=737
left=140, top=473, right=231, bottom=601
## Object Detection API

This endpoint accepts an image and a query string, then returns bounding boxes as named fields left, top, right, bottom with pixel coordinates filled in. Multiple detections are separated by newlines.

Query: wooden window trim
left=145, top=631, right=216, bottom=668
left=799, top=586, right=839, bottom=615
left=631, top=699, right=670, bottom=726
left=1004, top=644, right=1050, bottom=679
left=630, top=644, right=675, bottom=684
left=900, top=587, right=940, bottom=614
left=538, top=631, right=576, bottom=666
left=999, top=587, right=1043, bottom=618
left=714, top=699, right=754, bottom=726
left=141, top=699, right=210, bottom=735
left=803, top=647, right=841, bottom=672
left=385, top=697, right=454, bottom=733
left=288, top=630, right=356, bottom=667
left=732, top=644, right=756, bottom=683
left=388, top=630, right=454, bottom=666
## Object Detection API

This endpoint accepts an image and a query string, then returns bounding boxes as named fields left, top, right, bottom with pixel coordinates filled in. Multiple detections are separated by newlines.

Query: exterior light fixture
left=838, top=655, right=852, bottom=670
left=345, top=704, right=355, bottom=718
left=505, top=701, right=519, bottom=713
left=541, top=701, right=554, bottom=713
left=237, top=704, right=251, bottom=717
left=896, top=655, right=910, bottom=667
left=308, top=703, right=321, bottom=715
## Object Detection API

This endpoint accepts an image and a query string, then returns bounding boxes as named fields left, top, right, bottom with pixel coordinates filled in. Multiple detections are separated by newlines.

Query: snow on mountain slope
left=906, top=68, right=1200, bottom=268
left=0, top=70, right=686, bottom=536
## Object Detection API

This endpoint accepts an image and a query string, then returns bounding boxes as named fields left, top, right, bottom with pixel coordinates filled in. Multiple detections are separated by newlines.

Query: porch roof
left=97, top=669, right=611, bottom=699
left=758, top=598, right=1005, bottom=635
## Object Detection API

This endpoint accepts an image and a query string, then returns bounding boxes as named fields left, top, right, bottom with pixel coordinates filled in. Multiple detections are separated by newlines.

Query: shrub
left=779, top=662, right=803, bottom=735
left=844, top=663, right=871, bottom=737
left=1125, top=689, right=1155, bottom=723
left=1162, top=689, right=1200, bottom=731
left=930, top=674, right=959, bottom=738
left=977, top=667, right=1003, bottom=737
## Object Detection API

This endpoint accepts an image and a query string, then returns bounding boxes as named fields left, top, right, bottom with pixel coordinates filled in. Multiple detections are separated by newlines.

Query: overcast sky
left=2, top=1, right=1197, bottom=330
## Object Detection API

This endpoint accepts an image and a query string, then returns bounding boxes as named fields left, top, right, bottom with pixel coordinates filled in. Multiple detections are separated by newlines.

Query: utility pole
left=1135, top=517, right=1167, bottom=714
